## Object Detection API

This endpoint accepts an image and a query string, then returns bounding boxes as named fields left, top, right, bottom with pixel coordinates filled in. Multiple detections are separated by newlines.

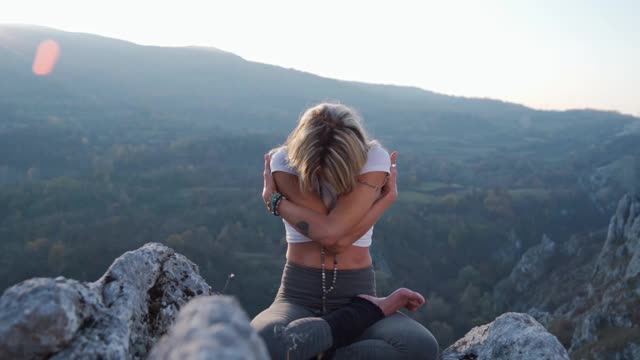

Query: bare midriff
left=286, top=241, right=373, bottom=270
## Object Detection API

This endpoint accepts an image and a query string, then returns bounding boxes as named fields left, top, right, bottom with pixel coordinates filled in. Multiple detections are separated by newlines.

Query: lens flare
left=32, top=40, right=61, bottom=76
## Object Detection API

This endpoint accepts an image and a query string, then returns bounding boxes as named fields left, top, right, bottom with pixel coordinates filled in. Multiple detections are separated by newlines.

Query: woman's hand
left=380, top=151, right=399, bottom=203
left=262, top=153, right=277, bottom=209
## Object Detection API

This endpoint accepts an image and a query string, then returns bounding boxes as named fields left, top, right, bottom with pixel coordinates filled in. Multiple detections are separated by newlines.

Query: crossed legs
left=251, top=288, right=439, bottom=360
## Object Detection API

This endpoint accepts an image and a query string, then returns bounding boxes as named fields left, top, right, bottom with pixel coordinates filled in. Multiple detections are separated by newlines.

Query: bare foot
left=357, top=288, right=426, bottom=316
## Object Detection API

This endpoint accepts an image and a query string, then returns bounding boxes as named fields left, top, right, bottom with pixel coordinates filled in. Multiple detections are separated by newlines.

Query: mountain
left=1, top=25, right=635, bottom=142
left=1, top=24, right=639, bottom=355
left=0, top=25, right=526, bottom=131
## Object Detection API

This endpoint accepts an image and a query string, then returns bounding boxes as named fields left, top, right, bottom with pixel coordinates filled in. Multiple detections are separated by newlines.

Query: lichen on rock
left=0, top=242, right=213, bottom=360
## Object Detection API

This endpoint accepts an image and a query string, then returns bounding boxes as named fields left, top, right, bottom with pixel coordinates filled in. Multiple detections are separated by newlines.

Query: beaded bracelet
left=274, top=196, right=284, bottom=216
left=270, top=192, right=285, bottom=216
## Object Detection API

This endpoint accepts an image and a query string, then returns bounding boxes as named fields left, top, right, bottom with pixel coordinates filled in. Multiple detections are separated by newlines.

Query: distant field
left=398, top=181, right=466, bottom=203
left=508, top=188, right=552, bottom=199
left=397, top=190, right=436, bottom=203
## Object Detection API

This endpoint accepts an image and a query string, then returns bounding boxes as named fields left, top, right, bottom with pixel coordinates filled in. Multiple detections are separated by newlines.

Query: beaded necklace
left=320, top=246, right=338, bottom=315
left=318, top=182, right=338, bottom=315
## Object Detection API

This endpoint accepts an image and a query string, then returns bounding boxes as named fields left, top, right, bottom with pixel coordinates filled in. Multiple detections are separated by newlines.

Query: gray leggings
left=250, top=262, right=439, bottom=359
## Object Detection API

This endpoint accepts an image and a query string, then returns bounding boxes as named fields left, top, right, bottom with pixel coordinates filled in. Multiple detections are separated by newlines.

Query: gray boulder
left=0, top=242, right=213, bottom=360
left=0, top=277, right=99, bottom=359
left=441, top=312, right=569, bottom=360
left=149, top=296, right=269, bottom=360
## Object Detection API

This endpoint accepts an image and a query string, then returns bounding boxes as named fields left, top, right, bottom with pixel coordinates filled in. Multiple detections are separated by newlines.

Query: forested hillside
left=1, top=25, right=639, bottom=348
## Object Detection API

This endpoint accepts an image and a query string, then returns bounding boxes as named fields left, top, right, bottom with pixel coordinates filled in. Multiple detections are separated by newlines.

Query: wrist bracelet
left=270, top=192, right=285, bottom=216
left=274, top=196, right=284, bottom=216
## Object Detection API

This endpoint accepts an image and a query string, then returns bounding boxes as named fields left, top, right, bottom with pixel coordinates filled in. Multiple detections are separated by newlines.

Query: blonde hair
left=282, top=103, right=378, bottom=194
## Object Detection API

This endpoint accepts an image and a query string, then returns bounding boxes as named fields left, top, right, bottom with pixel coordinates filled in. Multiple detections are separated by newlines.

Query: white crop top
left=270, top=145, right=391, bottom=247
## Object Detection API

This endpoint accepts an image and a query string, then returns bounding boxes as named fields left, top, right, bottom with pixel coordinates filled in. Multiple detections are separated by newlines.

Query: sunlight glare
left=32, top=40, right=60, bottom=76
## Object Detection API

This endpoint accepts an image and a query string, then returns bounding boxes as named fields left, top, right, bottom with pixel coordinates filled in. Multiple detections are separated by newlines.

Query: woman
left=252, top=103, right=439, bottom=359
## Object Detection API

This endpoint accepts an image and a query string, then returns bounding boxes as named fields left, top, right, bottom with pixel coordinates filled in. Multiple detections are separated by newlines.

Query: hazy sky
left=3, top=0, right=639, bottom=115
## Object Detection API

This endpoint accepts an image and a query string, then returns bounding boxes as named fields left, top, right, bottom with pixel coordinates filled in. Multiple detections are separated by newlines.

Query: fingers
left=407, top=294, right=427, bottom=312
left=407, top=301, right=420, bottom=311
left=263, top=153, right=271, bottom=182
left=388, top=151, right=398, bottom=184
left=264, top=153, right=271, bottom=174
left=390, top=151, right=398, bottom=175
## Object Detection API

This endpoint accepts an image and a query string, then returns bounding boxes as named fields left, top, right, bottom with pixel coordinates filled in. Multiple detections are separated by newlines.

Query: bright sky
left=2, top=0, right=639, bottom=116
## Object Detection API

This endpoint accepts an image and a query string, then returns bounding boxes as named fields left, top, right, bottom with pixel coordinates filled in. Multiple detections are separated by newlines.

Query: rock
left=441, top=312, right=569, bottom=360
left=0, top=242, right=213, bottom=360
left=569, top=193, right=640, bottom=358
left=584, top=156, right=637, bottom=213
left=493, top=194, right=640, bottom=359
left=526, top=308, right=552, bottom=327
left=492, top=228, right=524, bottom=268
left=592, top=193, right=640, bottom=285
left=148, top=296, right=269, bottom=360
left=0, top=277, right=99, bottom=359
left=509, top=234, right=556, bottom=294
left=493, top=234, right=558, bottom=311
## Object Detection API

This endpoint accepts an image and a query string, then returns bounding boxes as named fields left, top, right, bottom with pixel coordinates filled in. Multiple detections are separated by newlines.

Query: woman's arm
left=325, top=191, right=395, bottom=254
left=322, top=152, right=398, bottom=253
left=272, top=171, right=328, bottom=216
left=263, top=152, right=398, bottom=248
left=275, top=172, right=386, bottom=246
left=272, top=168, right=397, bottom=253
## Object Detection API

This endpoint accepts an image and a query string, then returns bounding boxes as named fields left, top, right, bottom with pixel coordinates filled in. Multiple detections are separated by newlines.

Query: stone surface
left=569, top=193, right=640, bottom=358
left=583, top=156, right=638, bottom=213
left=509, top=234, right=556, bottom=294
left=493, top=233, right=559, bottom=311
left=0, top=277, right=98, bottom=359
left=148, top=296, right=269, bottom=360
left=441, top=312, right=569, bottom=360
left=492, top=193, right=640, bottom=359
left=0, top=242, right=213, bottom=360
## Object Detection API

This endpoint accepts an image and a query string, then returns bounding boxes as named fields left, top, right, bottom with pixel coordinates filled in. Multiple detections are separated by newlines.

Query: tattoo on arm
left=296, top=221, right=310, bottom=236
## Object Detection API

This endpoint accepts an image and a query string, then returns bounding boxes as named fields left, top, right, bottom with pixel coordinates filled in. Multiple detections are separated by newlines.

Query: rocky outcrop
left=582, top=156, right=638, bottom=213
left=441, top=312, right=569, bottom=360
left=149, top=296, right=269, bottom=360
left=592, top=193, right=640, bottom=285
left=0, top=243, right=213, bottom=360
left=493, top=193, right=640, bottom=359
left=493, top=234, right=559, bottom=311
left=569, top=193, right=640, bottom=359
